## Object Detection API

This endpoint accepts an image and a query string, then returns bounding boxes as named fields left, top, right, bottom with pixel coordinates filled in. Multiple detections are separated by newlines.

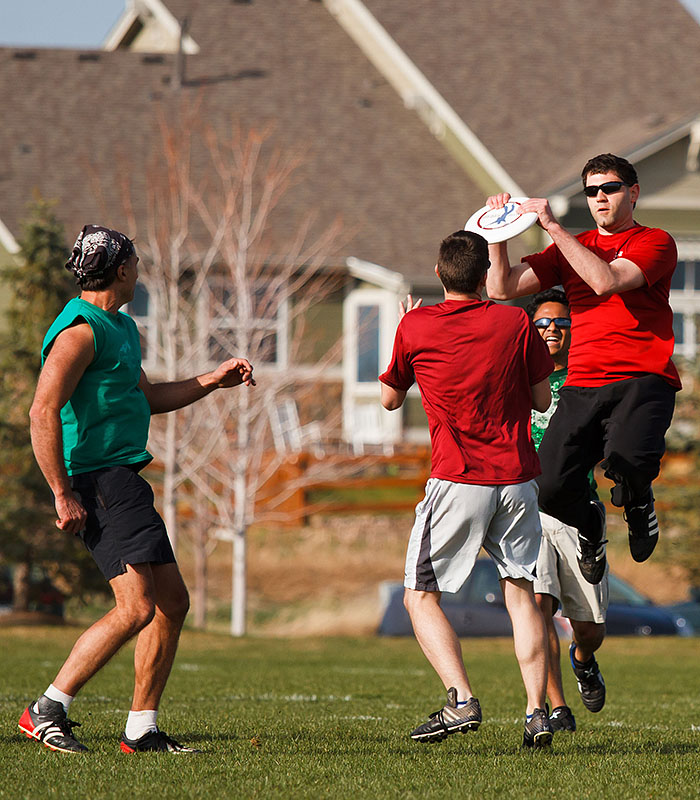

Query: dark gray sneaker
left=569, top=642, right=606, bottom=713
left=120, top=729, right=201, bottom=753
left=18, top=696, right=88, bottom=753
left=410, top=687, right=481, bottom=742
left=625, top=492, right=659, bottom=562
left=522, top=707, right=553, bottom=749
left=549, top=705, right=576, bottom=732
left=576, top=501, right=607, bottom=585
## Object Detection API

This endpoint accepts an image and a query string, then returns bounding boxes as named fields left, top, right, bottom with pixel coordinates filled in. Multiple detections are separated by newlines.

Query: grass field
left=0, top=627, right=698, bottom=799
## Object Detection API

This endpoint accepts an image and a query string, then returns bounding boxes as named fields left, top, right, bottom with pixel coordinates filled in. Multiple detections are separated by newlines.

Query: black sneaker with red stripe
left=120, top=729, right=201, bottom=753
left=18, top=696, right=88, bottom=753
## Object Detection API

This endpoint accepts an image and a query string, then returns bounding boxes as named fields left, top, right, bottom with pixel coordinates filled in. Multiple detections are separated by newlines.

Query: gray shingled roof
left=362, top=0, right=700, bottom=196
left=2, top=0, right=699, bottom=289
left=0, top=1, right=487, bottom=286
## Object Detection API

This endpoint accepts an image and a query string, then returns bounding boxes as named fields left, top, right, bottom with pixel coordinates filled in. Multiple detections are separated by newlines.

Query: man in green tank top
left=19, top=225, right=255, bottom=754
left=528, top=289, right=608, bottom=734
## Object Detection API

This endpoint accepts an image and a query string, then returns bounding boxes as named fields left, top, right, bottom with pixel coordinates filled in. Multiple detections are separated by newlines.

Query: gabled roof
left=0, top=1, right=488, bottom=287
left=359, top=0, right=700, bottom=196
left=2, top=0, right=699, bottom=291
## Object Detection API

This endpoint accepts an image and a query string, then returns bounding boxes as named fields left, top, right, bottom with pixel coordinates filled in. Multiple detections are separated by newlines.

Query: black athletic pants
left=537, top=374, right=677, bottom=543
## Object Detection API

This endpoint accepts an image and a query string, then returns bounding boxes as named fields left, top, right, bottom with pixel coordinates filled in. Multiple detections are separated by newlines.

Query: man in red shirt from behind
left=486, top=153, right=679, bottom=585
left=380, top=230, right=555, bottom=748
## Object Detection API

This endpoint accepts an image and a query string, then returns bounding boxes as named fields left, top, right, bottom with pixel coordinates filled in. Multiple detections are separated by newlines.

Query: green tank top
left=41, top=297, right=152, bottom=475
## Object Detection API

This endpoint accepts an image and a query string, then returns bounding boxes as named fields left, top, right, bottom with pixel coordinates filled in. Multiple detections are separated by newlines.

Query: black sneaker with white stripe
left=576, top=501, right=607, bottom=585
left=549, top=705, right=576, bottom=732
left=120, top=729, right=201, bottom=753
left=569, top=642, right=605, bottom=713
left=410, top=687, right=481, bottom=742
left=625, top=492, right=659, bottom=562
left=522, top=707, right=553, bottom=749
left=18, top=696, right=88, bottom=753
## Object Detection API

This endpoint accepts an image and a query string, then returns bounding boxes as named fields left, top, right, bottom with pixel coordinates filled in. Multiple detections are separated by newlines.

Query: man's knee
left=571, top=620, right=605, bottom=650
left=119, top=598, right=157, bottom=634
left=163, top=586, right=190, bottom=624
left=403, top=587, right=440, bottom=617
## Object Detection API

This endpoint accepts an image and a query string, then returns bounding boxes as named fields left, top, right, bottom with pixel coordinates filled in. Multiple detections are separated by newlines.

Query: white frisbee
left=464, top=197, right=537, bottom=243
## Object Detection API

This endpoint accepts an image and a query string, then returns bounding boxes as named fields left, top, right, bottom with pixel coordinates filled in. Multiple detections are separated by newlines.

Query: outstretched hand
left=399, top=294, right=422, bottom=319
left=212, top=357, right=256, bottom=388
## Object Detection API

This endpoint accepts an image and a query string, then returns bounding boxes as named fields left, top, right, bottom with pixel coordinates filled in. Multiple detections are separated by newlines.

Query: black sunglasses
left=583, top=180, right=629, bottom=198
left=534, top=317, right=571, bottom=329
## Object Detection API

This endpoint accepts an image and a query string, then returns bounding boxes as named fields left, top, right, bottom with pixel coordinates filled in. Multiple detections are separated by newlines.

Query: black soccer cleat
left=120, top=728, right=201, bottom=753
left=522, top=707, right=553, bottom=749
left=569, top=642, right=605, bottom=713
left=625, top=492, right=659, bottom=562
left=576, top=534, right=608, bottom=585
left=410, top=687, right=481, bottom=742
left=18, top=696, right=88, bottom=753
left=549, top=705, right=576, bottom=732
left=576, top=501, right=607, bottom=584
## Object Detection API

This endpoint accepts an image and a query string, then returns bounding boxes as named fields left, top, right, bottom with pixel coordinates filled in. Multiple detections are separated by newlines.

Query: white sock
left=39, top=684, right=74, bottom=714
left=125, top=710, right=158, bottom=740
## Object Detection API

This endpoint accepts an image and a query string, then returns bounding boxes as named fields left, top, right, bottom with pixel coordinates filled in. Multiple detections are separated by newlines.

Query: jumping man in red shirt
left=485, top=153, right=680, bottom=585
left=380, top=230, right=555, bottom=748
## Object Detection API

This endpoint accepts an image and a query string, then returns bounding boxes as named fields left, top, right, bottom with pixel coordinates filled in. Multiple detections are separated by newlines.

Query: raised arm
left=139, top=357, right=255, bottom=415
left=521, top=198, right=646, bottom=296
left=483, top=194, right=543, bottom=300
left=30, top=324, right=94, bottom=534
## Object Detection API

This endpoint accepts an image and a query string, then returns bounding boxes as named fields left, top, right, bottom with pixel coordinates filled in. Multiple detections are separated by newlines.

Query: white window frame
left=670, top=242, right=700, bottom=359
left=199, top=277, right=289, bottom=372
left=342, top=286, right=403, bottom=444
left=123, top=283, right=159, bottom=373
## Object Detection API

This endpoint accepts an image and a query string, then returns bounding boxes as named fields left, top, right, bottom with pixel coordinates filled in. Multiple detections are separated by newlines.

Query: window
left=203, top=280, right=288, bottom=369
left=124, top=283, right=158, bottom=370
left=356, top=305, right=380, bottom=382
left=670, top=254, right=700, bottom=359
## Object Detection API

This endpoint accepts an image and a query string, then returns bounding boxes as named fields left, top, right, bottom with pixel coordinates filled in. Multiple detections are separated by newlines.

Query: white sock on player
left=39, top=684, right=74, bottom=714
left=125, top=710, right=158, bottom=740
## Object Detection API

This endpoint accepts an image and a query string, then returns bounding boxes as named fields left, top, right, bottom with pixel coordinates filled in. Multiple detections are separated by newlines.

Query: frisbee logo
left=477, top=202, right=523, bottom=231
left=464, top=197, right=537, bottom=243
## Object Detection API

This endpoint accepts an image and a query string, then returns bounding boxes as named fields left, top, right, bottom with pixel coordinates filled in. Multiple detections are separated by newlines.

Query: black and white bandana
left=65, top=224, right=135, bottom=282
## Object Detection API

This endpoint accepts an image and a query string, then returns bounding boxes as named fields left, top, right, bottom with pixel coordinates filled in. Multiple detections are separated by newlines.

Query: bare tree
left=120, top=107, right=350, bottom=634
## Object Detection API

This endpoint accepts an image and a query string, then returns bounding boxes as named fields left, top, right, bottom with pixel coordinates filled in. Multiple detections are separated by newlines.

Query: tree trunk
left=12, top=560, right=31, bottom=612
left=193, top=495, right=208, bottom=629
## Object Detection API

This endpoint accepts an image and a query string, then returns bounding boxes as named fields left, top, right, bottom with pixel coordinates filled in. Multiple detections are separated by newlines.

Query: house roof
left=360, top=0, right=700, bottom=196
left=2, top=0, right=699, bottom=290
left=0, top=1, right=488, bottom=287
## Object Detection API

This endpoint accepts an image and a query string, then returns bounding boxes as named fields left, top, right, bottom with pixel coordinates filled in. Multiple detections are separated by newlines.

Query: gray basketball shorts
left=533, top=512, right=608, bottom=623
left=404, top=478, right=542, bottom=593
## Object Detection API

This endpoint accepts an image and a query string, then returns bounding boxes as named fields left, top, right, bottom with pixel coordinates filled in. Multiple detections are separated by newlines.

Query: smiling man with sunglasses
left=484, top=153, right=680, bottom=585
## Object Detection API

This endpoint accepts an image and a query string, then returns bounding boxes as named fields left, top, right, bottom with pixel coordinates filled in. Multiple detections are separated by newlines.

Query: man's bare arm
left=521, top=198, right=646, bottom=296
left=381, top=383, right=406, bottom=411
left=531, top=378, right=551, bottom=413
left=30, top=324, right=94, bottom=534
left=483, top=194, right=543, bottom=300
left=139, top=357, right=255, bottom=415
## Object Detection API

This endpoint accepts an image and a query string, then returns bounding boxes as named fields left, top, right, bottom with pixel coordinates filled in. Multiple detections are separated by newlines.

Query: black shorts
left=71, top=464, right=176, bottom=581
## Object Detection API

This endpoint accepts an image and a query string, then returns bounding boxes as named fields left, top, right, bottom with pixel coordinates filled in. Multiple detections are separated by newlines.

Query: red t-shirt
left=525, top=225, right=681, bottom=389
left=379, top=299, right=553, bottom=485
